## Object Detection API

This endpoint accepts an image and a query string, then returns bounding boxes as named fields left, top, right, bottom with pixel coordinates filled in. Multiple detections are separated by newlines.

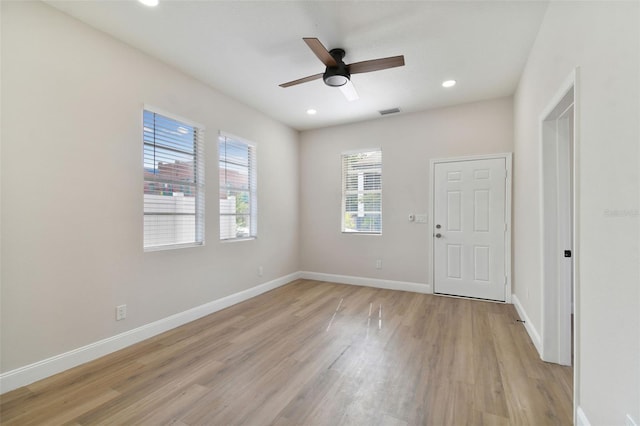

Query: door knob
left=436, top=224, right=441, bottom=229
left=435, top=233, right=442, bottom=238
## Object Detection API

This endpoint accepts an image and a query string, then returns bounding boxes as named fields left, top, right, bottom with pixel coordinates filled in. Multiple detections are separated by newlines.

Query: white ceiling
left=45, top=0, right=549, bottom=131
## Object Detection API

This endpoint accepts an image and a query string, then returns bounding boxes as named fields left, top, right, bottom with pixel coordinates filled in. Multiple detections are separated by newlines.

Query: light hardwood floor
left=0, top=280, right=573, bottom=425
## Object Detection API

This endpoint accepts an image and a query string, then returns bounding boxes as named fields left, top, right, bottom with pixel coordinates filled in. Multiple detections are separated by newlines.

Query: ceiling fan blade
left=339, top=80, right=359, bottom=102
left=303, top=37, right=338, bottom=67
left=348, top=55, right=405, bottom=74
left=279, top=73, right=323, bottom=88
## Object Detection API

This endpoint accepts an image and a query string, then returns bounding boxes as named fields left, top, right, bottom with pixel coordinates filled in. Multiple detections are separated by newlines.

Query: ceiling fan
left=279, top=38, right=405, bottom=101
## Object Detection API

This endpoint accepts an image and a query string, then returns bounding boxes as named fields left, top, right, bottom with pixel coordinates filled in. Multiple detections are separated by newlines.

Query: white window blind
left=341, top=149, right=382, bottom=234
left=143, top=109, right=204, bottom=250
left=219, top=134, right=257, bottom=240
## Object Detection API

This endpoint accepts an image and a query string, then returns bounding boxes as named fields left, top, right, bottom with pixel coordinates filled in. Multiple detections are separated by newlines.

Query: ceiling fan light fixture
left=323, top=69, right=350, bottom=87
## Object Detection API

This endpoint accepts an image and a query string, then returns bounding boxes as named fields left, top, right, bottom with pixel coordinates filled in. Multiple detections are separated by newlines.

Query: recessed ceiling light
left=306, top=109, right=317, bottom=115
left=442, top=80, right=457, bottom=88
left=138, top=0, right=159, bottom=7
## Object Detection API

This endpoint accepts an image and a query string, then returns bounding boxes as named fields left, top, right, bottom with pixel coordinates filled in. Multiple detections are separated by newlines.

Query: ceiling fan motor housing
left=323, top=48, right=350, bottom=87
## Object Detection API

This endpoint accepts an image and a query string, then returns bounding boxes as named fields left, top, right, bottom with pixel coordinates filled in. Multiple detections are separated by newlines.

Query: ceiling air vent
left=379, top=108, right=400, bottom=116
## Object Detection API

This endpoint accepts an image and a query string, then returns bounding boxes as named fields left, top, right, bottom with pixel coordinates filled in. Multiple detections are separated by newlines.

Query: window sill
left=341, top=232, right=382, bottom=236
left=144, top=242, right=204, bottom=252
left=221, top=237, right=257, bottom=243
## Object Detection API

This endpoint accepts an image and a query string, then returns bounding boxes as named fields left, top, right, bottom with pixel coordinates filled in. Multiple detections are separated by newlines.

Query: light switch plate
left=415, top=214, right=428, bottom=223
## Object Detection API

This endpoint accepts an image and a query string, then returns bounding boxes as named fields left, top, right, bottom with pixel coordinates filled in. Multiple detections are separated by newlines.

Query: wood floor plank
left=491, top=309, right=572, bottom=425
left=472, top=305, right=510, bottom=418
left=0, top=280, right=572, bottom=425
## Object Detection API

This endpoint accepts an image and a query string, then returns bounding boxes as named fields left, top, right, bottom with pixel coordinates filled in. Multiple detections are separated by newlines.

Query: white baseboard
left=0, top=272, right=300, bottom=394
left=512, top=293, right=543, bottom=356
left=576, top=406, right=590, bottom=426
left=300, top=271, right=432, bottom=294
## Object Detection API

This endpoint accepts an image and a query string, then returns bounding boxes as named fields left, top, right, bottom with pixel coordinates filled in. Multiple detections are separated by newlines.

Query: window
left=143, top=108, right=204, bottom=250
left=219, top=134, right=257, bottom=240
left=342, top=149, right=382, bottom=234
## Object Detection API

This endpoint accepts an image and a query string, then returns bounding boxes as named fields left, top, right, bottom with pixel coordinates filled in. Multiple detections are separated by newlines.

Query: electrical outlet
left=376, top=259, right=382, bottom=269
left=258, top=266, right=263, bottom=277
left=116, top=304, right=127, bottom=321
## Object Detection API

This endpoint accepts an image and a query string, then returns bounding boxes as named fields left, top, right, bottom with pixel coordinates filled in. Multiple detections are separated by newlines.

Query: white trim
left=143, top=103, right=205, bottom=130
left=429, top=152, right=513, bottom=163
left=220, top=237, right=257, bottom=243
left=505, top=154, right=513, bottom=304
left=538, top=70, right=577, bottom=121
left=428, top=152, right=513, bottom=303
left=539, top=69, right=577, bottom=367
left=300, top=271, right=432, bottom=294
left=512, top=294, right=543, bottom=356
left=218, top=130, right=255, bottom=148
left=144, top=241, right=205, bottom=252
left=576, top=407, right=590, bottom=426
left=573, top=67, right=582, bottom=421
left=340, top=147, right=382, bottom=156
left=0, top=272, right=301, bottom=394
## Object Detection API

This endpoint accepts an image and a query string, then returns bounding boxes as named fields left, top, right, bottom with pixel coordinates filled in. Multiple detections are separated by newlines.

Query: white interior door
left=433, top=158, right=507, bottom=301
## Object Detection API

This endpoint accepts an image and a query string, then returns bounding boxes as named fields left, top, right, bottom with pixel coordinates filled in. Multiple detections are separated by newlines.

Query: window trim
left=143, top=105, right=205, bottom=252
left=218, top=131, right=257, bottom=241
left=341, top=148, right=383, bottom=235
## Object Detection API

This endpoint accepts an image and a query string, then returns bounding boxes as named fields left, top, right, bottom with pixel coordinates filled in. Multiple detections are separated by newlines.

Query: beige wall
left=0, top=1, right=299, bottom=372
left=513, top=1, right=639, bottom=423
left=299, top=97, right=513, bottom=285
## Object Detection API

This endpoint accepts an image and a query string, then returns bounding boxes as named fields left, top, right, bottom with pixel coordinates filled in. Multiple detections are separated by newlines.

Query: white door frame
left=428, top=153, right=513, bottom=303
left=539, top=69, right=579, bottom=370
